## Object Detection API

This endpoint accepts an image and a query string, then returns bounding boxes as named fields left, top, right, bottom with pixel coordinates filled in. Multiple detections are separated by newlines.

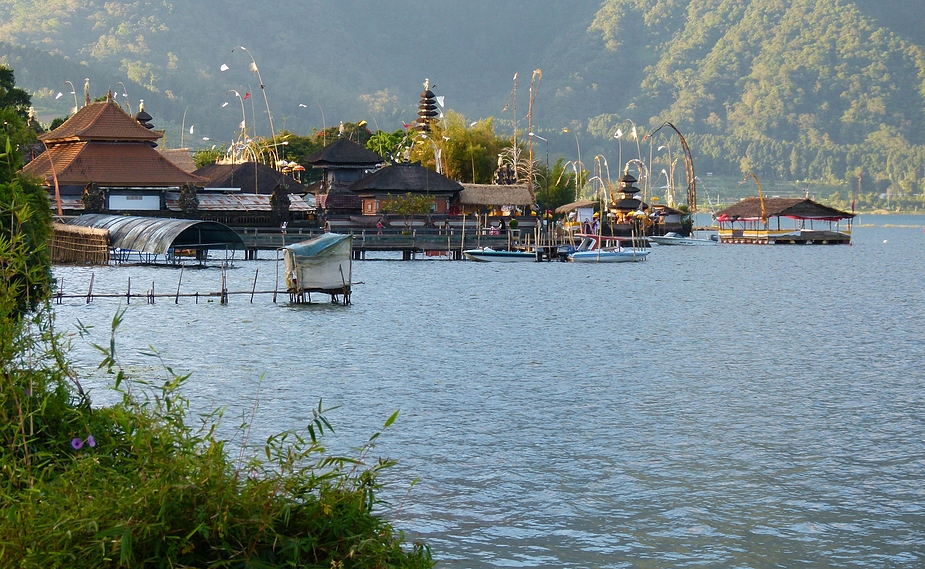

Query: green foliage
left=380, top=193, right=434, bottom=231
left=193, top=146, right=223, bottom=169
left=0, top=65, right=30, bottom=117
left=585, top=0, right=925, bottom=195
left=546, top=158, right=579, bottom=212
left=367, top=129, right=409, bottom=163
left=0, top=66, right=37, bottom=151
left=380, top=193, right=434, bottom=217
left=2, top=330, right=434, bottom=568
left=0, top=157, right=434, bottom=569
left=0, top=140, right=53, bottom=317
left=430, top=112, right=510, bottom=184
left=8, top=0, right=925, bottom=197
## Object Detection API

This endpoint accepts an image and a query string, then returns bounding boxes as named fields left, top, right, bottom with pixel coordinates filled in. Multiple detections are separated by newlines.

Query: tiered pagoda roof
left=304, top=138, right=383, bottom=168
left=21, top=98, right=203, bottom=188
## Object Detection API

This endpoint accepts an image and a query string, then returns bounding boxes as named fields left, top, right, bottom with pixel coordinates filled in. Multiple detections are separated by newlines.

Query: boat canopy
left=67, top=213, right=245, bottom=254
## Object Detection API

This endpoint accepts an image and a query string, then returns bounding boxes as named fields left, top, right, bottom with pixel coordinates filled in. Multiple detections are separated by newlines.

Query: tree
left=405, top=111, right=511, bottom=184
left=380, top=192, right=434, bottom=231
left=367, top=128, right=410, bottom=163
left=546, top=157, right=578, bottom=212
left=0, top=66, right=37, bottom=153
left=0, top=138, right=53, bottom=317
left=193, top=147, right=223, bottom=168
left=0, top=66, right=30, bottom=117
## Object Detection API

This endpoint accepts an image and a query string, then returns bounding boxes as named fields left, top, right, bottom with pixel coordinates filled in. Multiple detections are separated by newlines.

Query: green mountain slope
left=586, top=0, right=925, bottom=187
left=2, top=0, right=925, bottom=193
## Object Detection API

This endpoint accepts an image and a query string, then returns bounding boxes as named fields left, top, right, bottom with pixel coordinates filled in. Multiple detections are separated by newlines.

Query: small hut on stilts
left=283, top=233, right=353, bottom=304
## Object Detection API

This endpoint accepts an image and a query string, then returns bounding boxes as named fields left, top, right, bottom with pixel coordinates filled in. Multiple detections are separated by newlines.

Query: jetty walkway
left=235, top=226, right=562, bottom=260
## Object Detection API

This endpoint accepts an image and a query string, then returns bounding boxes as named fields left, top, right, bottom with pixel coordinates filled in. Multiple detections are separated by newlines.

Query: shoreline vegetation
left=1, top=140, right=433, bottom=568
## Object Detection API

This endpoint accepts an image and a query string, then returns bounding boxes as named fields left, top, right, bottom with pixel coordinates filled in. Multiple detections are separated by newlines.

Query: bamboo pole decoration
left=461, top=212, right=467, bottom=257
left=250, top=269, right=259, bottom=303
left=127, top=277, right=131, bottom=303
left=86, top=273, right=94, bottom=304
left=175, top=267, right=183, bottom=304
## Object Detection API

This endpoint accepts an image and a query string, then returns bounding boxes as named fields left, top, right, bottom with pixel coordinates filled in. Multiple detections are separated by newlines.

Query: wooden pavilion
left=455, top=184, right=533, bottom=215
left=347, top=161, right=463, bottom=216
left=305, top=138, right=384, bottom=214
left=715, top=197, right=855, bottom=244
left=21, top=95, right=204, bottom=215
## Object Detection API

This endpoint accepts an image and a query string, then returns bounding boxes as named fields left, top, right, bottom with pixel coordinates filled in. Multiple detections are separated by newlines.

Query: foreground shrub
left=1, top=314, right=432, bottom=569
left=0, top=147, right=432, bottom=568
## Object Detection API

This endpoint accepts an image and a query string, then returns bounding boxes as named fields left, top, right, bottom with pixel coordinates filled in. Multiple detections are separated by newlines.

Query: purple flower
left=87, top=435, right=96, bottom=448
left=71, top=438, right=84, bottom=450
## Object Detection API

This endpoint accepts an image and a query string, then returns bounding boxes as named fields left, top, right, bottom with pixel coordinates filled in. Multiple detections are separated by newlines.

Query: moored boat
left=566, top=234, right=648, bottom=263
left=463, top=247, right=537, bottom=262
left=649, top=231, right=719, bottom=246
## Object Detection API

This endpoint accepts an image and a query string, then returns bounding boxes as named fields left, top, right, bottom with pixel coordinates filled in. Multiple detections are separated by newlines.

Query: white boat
left=648, top=231, right=719, bottom=246
left=463, top=247, right=537, bottom=262
left=567, top=234, right=648, bottom=263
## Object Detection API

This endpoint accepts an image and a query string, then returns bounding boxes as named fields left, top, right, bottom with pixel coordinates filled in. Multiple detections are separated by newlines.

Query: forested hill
left=586, top=0, right=925, bottom=190
left=2, top=0, right=925, bottom=191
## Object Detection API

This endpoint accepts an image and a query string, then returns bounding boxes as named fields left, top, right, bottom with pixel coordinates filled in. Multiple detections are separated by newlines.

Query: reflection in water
left=52, top=217, right=925, bottom=568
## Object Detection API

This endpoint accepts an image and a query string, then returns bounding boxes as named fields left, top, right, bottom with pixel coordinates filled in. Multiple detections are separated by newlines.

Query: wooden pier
left=237, top=226, right=564, bottom=261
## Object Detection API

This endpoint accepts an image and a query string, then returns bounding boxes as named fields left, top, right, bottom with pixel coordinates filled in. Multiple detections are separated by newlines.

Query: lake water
left=51, top=214, right=925, bottom=568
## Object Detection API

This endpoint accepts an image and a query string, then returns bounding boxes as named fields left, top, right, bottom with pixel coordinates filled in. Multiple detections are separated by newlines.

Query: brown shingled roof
left=158, top=148, right=198, bottom=173
left=39, top=100, right=161, bottom=143
left=21, top=141, right=205, bottom=187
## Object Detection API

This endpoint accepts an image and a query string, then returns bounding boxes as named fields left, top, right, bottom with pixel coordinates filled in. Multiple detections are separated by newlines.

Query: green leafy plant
left=0, top=142, right=433, bottom=569
left=379, top=192, right=435, bottom=232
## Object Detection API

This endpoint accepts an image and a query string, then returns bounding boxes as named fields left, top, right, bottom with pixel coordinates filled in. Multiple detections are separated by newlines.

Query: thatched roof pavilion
left=715, top=197, right=855, bottom=244
left=456, top=184, right=533, bottom=213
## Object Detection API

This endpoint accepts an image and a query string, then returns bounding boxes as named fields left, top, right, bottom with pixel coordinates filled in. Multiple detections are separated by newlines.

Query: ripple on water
left=51, top=219, right=925, bottom=568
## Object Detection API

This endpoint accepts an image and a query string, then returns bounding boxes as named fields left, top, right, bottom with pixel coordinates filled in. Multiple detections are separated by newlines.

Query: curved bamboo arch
left=742, top=171, right=767, bottom=224
left=645, top=122, right=697, bottom=212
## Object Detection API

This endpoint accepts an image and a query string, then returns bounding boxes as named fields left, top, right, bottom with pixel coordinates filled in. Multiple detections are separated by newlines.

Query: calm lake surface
left=51, top=214, right=925, bottom=568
